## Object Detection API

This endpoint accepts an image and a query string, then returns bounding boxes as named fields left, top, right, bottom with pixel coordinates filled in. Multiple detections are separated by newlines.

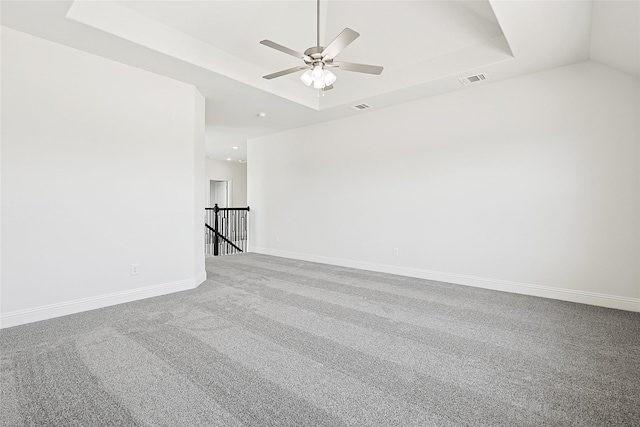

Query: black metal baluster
left=226, top=211, right=229, bottom=255
left=213, top=204, right=219, bottom=256
left=242, top=211, right=246, bottom=252
left=228, top=210, right=231, bottom=254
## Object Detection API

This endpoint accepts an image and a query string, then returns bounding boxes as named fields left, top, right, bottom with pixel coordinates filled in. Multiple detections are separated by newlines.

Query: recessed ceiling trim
left=65, top=0, right=511, bottom=112
left=319, top=35, right=512, bottom=110
left=65, top=0, right=318, bottom=110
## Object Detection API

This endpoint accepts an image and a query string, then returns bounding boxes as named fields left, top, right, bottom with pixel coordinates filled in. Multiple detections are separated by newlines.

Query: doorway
left=209, top=180, right=229, bottom=208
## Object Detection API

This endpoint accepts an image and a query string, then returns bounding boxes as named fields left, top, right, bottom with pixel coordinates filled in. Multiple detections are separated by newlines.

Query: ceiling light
left=300, top=70, right=313, bottom=86
left=226, top=158, right=232, bottom=161
left=300, top=64, right=336, bottom=90
left=323, top=69, right=336, bottom=86
left=232, top=146, right=239, bottom=150
left=257, top=112, right=267, bottom=118
left=311, top=64, right=324, bottom=81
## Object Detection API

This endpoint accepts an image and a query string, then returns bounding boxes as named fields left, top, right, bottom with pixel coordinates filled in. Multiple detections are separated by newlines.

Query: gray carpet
left=1, top=253, right=639, bottom=426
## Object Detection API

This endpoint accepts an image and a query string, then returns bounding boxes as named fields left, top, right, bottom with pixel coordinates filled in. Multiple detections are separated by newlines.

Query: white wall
left=206, top=159, right=248, bottom=207
left=590, top=0, right=640, bottom=78
left=248, top=61, right=640, bottom=311
left=1, top=27, right=206, bottom=327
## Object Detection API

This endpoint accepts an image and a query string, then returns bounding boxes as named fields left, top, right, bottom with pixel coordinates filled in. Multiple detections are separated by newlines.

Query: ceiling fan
left=260, top=0, right=383, bottom=92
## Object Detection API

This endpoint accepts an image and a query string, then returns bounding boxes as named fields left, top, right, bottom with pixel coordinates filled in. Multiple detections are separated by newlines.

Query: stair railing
left=205, top=204, right=250, bottom=256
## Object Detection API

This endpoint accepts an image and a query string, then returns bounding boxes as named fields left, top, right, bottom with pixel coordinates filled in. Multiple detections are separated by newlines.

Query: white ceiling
left=2, top=1, right=638, bottom=162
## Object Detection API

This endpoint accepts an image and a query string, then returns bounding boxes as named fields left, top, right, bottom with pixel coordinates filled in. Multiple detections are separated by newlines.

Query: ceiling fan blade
left=324, top=85, right=334, bottom=91
left=263, top=65, right=310, bottom=80
left=321, top=28, right=359, bottom=60
left=333, top=61, right=384, bottom=75
left=260, top=40, right=311, bottom=62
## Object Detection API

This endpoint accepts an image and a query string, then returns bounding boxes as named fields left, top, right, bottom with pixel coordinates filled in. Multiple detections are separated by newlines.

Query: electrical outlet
left=393, top=248, right=399, bottom=257
left=131, top=264, right=139, bottom=275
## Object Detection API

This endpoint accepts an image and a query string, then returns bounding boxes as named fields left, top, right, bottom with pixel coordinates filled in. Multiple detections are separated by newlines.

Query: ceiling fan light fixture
left=313, top=79, right=325, bottom=89
left=306, top=63, right=336, bottom=89
left=300, top=69, right=313, bottom=86
left=311, top=64, right=324, bottom=80
left=323, top=69, right=337, bottom=86
left=311, top=64, right=326, bottom=89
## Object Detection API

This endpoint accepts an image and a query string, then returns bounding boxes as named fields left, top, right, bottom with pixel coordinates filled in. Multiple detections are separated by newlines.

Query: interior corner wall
left=0, top=27, right=206, bottom=327
left=248, top=60, right=640, bottom=312
left=205, top=159, right=248, bottom=207
left=193, top=92, right=207, bottom=286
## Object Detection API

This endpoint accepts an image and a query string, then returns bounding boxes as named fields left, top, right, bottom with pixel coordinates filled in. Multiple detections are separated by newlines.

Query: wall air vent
left=350, top=103, right=371, bottom=111
left=459, top=73, right=488, bottom=86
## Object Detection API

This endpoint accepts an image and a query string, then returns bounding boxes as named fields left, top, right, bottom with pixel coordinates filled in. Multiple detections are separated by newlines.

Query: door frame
left=207, top=178, right=232, bottom=208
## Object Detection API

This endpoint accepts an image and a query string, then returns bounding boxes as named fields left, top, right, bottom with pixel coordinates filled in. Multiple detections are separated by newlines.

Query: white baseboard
left=251, top=247, right=640, bottom=313
left=195, top=270, right=208, bottom=287
left=0, top=273, right=205, bottom=329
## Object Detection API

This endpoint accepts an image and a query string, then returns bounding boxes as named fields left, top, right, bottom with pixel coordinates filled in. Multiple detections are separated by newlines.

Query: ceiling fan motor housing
left=304, top=46, right=331, bottom=64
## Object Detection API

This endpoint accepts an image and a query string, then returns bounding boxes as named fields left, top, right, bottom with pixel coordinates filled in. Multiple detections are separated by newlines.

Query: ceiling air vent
left=459, top=73, right=488, bottom=86
left=350, top=103, right=371, bottom=111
